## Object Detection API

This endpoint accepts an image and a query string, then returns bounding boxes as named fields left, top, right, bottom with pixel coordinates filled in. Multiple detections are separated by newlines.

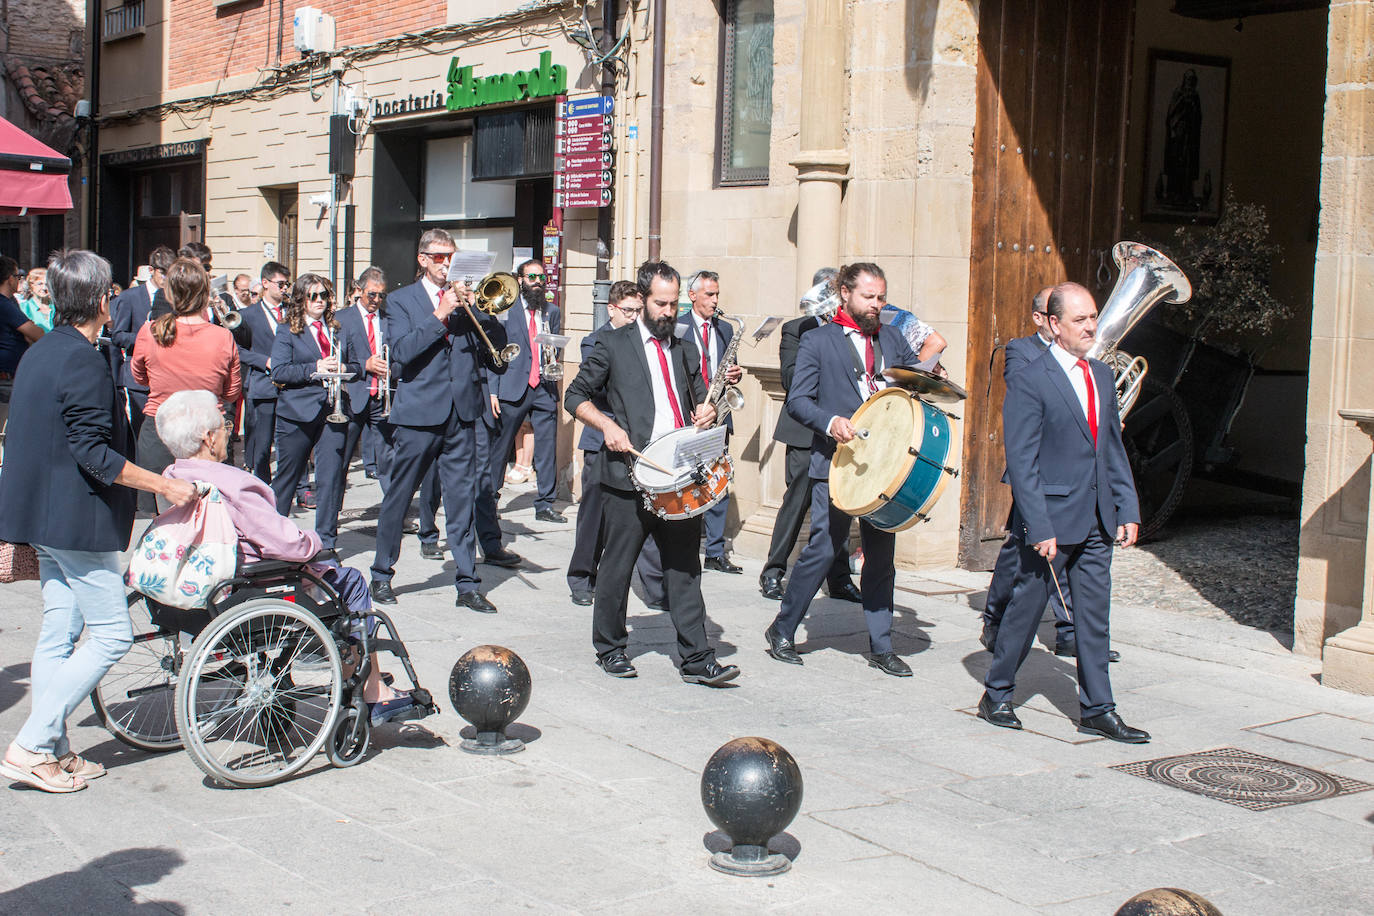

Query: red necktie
left=366, top=312, right=379, bottom=396
left=312, top=320, right=330, bottom=358
left=527, top=307, right=541, bottom=388
left=274, top=305, right=282, bottom=323
left=437, top=290, right=450, bottom=341
left=700, top=320, right=711, bottom=383
left=1076, top=358, right=1098, bottom=445
left=653, top=338, right=685, bottom=428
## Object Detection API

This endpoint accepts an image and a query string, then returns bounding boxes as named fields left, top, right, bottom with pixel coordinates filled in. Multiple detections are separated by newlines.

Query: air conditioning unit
left=292, top=7, right=335, bottom=56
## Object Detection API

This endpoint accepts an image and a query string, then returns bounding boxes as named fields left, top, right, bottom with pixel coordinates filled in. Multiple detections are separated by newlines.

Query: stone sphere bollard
left=1114, top=888, right=1224, bottom=916
left=448, top=645, right=531, bottom=755
left=700, top=737, right=803, bottom=876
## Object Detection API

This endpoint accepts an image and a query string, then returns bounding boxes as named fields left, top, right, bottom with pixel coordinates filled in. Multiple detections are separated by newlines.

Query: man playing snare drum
left=764, top=262, right=921, bottom=677
left=564, top=260, right=739, bottom=688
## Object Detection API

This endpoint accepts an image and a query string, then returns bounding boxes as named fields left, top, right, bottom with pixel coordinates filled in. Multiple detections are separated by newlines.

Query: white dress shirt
left=1049, top=341, right=1099, bottom=428
left=687, top=311, right=720, bottom=379
left=827, top=326, right=889, bottom=437
left=639, top=318, right=683, bottom=440
left=260, top=299, right=279, bottom=333
left=356, top=303, right=384, bottom=352
left=421, top=275, right=443, bottom=309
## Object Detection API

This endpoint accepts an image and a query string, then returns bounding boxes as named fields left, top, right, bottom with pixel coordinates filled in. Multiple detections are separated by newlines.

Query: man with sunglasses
left=338, top=266, right=393, bottom=488
left=237, top=261, right=291, bottom=483
left=484, top=259, right=564, bottom=528
left=369, top=229, right=507, bottom=613
left=566, top=280, right=642, bottom=605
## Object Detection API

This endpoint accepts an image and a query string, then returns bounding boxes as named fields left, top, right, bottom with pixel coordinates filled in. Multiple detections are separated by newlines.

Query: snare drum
left=829, top=387, right=956, bottom=532
left=630, top=427, right=733, bottom=520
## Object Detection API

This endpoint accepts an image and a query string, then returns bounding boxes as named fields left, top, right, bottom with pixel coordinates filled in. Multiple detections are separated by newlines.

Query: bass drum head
left=631, top=427, right=692, bottom=493
left=829, top=388, right=920, bottom=517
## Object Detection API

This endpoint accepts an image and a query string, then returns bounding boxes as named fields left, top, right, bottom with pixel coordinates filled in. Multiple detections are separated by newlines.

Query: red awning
left=0, top=116, right=72, bottom=215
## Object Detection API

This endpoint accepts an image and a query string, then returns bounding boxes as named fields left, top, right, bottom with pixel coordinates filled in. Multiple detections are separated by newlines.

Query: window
left=717, top=0, right=774, bottom=186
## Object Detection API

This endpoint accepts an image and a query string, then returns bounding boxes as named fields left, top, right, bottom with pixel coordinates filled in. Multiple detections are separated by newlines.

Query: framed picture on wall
left=1141, top=50, right=1230, bottom=223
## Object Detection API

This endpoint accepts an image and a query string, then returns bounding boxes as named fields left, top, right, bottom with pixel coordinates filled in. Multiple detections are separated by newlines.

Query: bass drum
left=630, top=426, right=733, bottom=520
left=829, top=388, right=956, bottom=532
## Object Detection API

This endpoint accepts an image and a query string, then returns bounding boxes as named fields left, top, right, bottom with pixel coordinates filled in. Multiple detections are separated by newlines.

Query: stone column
left=1322, top=409, right=1374, bottom=693
left=790, top=0, right=849, bottom=297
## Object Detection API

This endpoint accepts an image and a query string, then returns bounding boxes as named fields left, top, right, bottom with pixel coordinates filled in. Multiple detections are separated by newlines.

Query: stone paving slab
left=0, top=469, right=1371, bottom=914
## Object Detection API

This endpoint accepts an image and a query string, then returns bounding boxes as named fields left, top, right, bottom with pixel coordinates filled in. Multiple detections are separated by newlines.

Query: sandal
left=57, top=752, right=106, bottom=780
left=1, top=745, right=87, bottom=793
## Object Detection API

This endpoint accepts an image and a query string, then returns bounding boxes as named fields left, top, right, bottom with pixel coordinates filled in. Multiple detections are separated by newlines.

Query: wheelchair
left=91, top=559, right=438, bottom=787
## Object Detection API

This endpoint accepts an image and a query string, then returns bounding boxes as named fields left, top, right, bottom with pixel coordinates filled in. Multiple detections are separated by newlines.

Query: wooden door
left=276, top=190, right=299, bottom=278
left=959, top=0, right=1135, bottom=569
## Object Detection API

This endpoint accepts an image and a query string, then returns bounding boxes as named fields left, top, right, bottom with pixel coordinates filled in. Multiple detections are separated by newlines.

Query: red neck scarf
left=831, top=308, right=874, bottom=337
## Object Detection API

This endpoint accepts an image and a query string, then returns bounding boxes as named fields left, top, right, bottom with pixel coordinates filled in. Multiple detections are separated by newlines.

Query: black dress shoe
left=481, top=547, right=522, bottom=568
left=1054, top=640, right=1121, bottom=663
left=370, top=580, right=397, bottom=605
left=570, top=589, right=594, bottom=606
left=596, top=650, right=637, bottom=678
left=980, top=622, right=999, bottom=652
left=764, top=624, right=803, bottom=665
left=1078, top=710, right=1150, bottom=743
left=420, top=542, right=444, bottom=560
left=681, top=659, right=740, bottom=686
left=644, top=598, right=666, bottom=611
left=296, top=489, right=316, bottom=510
left=977, top=692, right=1022, bottom=730
left=534, top=507, right=566, bottom=523
left=868, top=652, right=912, bottom=677
left=826, top=580, right=863, bottom=603
left=759, top=571, right=785, bottom=601
left=455, top=591, right=497, bottom=614
left=703, top=555, right=743, bottom=574
left=402, top=519, right=420, bottom=535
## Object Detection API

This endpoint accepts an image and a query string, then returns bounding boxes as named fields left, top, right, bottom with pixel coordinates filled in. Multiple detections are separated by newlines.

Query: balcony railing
left=103, top=1, right=145, bottom=42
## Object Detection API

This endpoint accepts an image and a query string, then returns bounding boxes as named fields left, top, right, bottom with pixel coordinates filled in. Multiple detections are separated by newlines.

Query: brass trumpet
left=450, top=271, right=521, bottom=367
left=379, top=343, right=393, bottom=417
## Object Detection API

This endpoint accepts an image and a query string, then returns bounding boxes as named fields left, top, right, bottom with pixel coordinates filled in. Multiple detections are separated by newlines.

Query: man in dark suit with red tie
left=338, top=266, right=394, bottom=491
left=979, top=282, right=1147, bottom=742
left=564, top=260, right=739, bottom=687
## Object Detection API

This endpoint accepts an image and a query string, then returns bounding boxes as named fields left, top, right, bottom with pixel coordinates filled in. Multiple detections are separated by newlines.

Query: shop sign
left=103, top=139, right=207, bottom=167
left=446, top=51, right=567, bottom=112
left=373, top=90, right=446, bottom=119
left=555, top=169, right=612, bottom=192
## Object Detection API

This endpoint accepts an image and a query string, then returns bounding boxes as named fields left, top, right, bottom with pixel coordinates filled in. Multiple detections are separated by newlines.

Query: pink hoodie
left=164, top=458, right=322, bottom=564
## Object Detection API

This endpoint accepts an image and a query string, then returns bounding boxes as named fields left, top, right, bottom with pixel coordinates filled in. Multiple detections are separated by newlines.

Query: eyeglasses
left=524, top=273, right=546, bottom=281
left=421, top=251, right=454, bottom=263
left=365, top=291, right=385, bottom=301
left=307, top=291, right=332, bottom=303
left=613, top=303, right=643, bottom=316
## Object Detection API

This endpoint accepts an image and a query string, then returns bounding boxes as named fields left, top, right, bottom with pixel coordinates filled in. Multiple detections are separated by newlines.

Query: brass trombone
left=449, top=271, right=521, bottom=367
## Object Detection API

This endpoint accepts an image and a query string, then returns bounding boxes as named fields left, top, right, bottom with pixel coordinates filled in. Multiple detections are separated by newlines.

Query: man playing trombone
left=339, top=266, right=393, bottom=491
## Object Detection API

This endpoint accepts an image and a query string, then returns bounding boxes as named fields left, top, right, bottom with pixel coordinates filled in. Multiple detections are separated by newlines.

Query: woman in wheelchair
left=155, top=390, right=416, bottom=725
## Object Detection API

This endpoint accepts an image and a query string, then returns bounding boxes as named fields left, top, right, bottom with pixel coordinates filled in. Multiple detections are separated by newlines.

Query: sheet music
left=445, top=250, right=498, bottom=287
left=533, top=332, right=570, bottom=348
left=750, top=316, right=781, bottom=342
left=671, top=426, right=728, bottom=468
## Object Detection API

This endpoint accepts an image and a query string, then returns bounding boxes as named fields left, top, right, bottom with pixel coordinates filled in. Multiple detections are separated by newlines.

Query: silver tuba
left=799, top=278, right=840, bottom=322
left=1087, top=241, right=1192, bottom=419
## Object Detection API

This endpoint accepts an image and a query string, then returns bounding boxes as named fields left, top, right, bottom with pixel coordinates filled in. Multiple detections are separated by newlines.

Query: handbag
left=126, top=483, right=238, bottom=610
left=0, top=540, right=39, bottom=583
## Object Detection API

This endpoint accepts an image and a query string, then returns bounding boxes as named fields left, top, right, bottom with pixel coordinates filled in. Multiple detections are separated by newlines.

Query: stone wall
left=1295, top=0, right=1373, bottom=656
left=7, top=0, right=83, bottom=64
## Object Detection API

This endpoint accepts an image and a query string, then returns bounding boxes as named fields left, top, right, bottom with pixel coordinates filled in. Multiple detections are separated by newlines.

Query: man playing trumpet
left=339, top=266, right=394, bottom=490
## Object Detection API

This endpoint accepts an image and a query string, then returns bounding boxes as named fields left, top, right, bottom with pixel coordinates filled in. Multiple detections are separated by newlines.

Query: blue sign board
left=562, top=95, right=614, bottom=119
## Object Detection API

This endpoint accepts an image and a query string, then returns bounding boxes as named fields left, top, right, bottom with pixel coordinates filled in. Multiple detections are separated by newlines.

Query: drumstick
left=1045, top=555, right=1073, bottom=624
left=838, top=428, right=870, bottom=450
left=627, top=447, right=675, bottom=476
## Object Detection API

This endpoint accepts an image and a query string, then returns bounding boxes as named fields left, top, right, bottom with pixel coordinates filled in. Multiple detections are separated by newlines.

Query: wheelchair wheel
left=91, top=594, right=183, bottom=752
left=174, top=598, right=343, bottom=787
left=326, top=699, right=370, bottom=768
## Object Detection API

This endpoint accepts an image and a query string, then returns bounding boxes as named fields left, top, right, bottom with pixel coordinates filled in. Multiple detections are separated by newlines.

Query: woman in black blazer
left=269, top=274, right=359, bottom=555
left=0, top=249, right=195, bottom=794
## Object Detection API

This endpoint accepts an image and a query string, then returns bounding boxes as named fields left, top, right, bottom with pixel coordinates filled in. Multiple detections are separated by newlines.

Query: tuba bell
left=799, top=278, right=840, bottom=322
left=449, top=270, right=522, bottom=367
left=1087, top=241, right=1192, bottom=419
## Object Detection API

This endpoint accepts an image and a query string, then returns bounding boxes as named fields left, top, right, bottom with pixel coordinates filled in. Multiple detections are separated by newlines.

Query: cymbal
left=882, top=366, right=968, bottom=403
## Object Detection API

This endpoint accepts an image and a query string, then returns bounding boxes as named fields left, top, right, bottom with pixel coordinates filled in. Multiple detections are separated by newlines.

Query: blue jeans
left=16, top=546, right=133, bottom=756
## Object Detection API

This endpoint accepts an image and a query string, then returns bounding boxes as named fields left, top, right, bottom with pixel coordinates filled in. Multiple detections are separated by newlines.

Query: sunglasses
left=524, top=273, right=547, bottom=281
left=421, top=251, right=453, bottom=263
left=270, top=279, right=290, bottom=288
left=365, top=291, right=385, bottom=301
left=307, top=291, right=332, bottom=302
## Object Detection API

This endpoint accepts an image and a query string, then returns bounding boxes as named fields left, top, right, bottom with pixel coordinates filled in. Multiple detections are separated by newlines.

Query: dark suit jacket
left=0, top=326, right=136, bottom=551
left=384, top=280, right=491, bottom=427
left=489, top=298, right=562, bottom=403
left=772, top=315, right=821, bottom=448
left=565, top=322, right=707, bottom=492
left=786, top=322, right=919, bottom=479
left=269, top=322, right=362, bottom=424
left=109, top=283, right=153, bottom=391
left=237, top=302, right=279, bottom=401
left=1000, top=332, right=1052, bottom=485
left=677, top=311, right=734, bottom=432
left=336, top=304, right=385, bottom=413
left=1003, top=348, right=1140, bottom=545
left=575, top=320, right=616, bottom=452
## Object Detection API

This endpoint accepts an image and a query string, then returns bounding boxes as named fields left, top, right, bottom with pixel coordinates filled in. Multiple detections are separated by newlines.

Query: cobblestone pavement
left=0, top=471, right=1369, bottom=915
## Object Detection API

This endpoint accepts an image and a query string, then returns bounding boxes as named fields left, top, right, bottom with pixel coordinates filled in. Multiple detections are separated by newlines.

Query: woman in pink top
left=130, top=258, right=241, bottom=509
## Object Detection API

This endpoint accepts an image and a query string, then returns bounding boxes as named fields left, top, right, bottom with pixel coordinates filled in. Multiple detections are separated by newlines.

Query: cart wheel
left=327, top=700, right=371, bottom=768
left=91, top=593, right=184, bottom=752
left=1123, top=376, right=1194, bottom=541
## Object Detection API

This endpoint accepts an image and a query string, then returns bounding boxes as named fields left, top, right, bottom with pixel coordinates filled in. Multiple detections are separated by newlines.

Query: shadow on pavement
left=0, top=848, right=185, bottom=915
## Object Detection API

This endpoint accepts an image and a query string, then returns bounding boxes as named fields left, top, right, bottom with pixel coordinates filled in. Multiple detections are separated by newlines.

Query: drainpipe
left=84, top=0, right=101, bottom=249
left=646, top=0, right=665, bottom=261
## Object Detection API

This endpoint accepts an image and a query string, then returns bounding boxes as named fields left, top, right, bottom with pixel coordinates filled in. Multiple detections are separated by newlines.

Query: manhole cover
left=1112, top=747, right=1374, bottom=810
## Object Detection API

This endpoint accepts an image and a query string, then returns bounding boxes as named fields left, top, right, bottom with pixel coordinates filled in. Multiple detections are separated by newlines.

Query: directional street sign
left=557, top=132, right=612, bottom=155
left=558, top=95, right=614, bottom=119
left=557, top=114, right=614, bottom=137
left=555, top=169, right=613, bottom=191
left=556, top=188, right=613, bottom=208
left=556, top=151, right=614, bottom=172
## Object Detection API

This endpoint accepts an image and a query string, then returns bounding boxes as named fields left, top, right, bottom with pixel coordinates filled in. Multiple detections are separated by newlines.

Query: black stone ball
left=1114, top=888, right=1223, bottom=916
left=701, top=737, right=803, bottom=848
left=447, top=645, right=531, bottom=733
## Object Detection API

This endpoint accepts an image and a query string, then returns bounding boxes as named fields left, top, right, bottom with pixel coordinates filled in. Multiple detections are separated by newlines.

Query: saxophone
left=703, top=309, right=746, bottom=427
